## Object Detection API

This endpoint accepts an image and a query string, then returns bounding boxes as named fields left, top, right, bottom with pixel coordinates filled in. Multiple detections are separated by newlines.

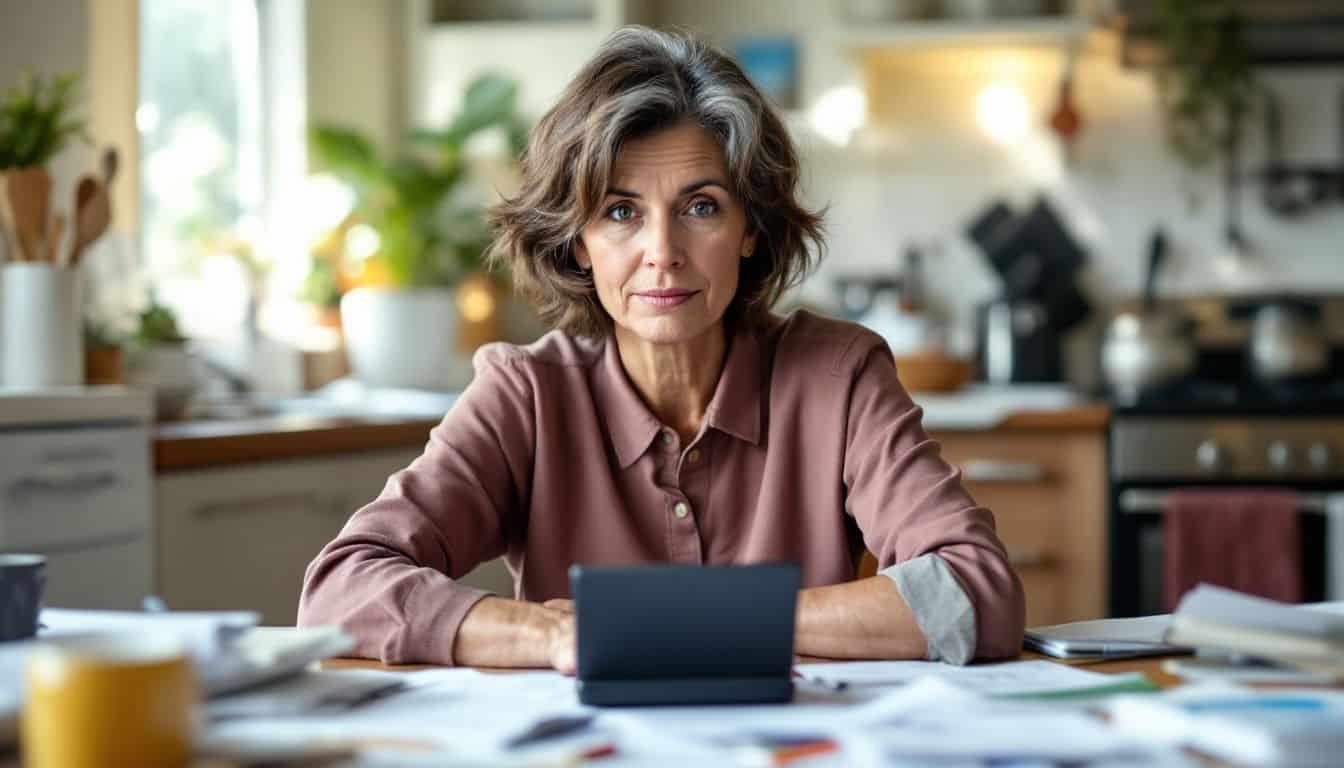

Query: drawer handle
left=33, top=529, right=145, bottom=555
left=1008, top=550, right=1053, bottom=569
left=6, top=471, right=120, bottom=505
left=961, top=460, right=1048, bottom=483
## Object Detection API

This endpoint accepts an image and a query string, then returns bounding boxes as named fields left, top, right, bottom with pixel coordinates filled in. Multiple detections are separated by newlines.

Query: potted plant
left=83, top=320, right=124, bottom=386
left=124, top=300, right=198, bottom=420
left=310, top=73, right=526, bottom=391
left=0, top=72, right=90, bottom=262
left=1151, top=0, right=1257, bottom=224
left=1153, top=0, right=1255, bottom=169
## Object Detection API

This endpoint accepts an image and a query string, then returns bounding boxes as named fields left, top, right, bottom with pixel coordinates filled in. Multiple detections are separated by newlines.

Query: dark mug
left=0, top=554, right=47, bottom=641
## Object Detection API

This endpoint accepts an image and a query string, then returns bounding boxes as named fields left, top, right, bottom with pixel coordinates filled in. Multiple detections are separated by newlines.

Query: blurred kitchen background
left=2, top=1, right=1344, bottom=627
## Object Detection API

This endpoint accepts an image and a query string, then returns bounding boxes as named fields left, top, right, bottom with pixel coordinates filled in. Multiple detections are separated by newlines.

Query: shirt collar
left=593, top=337, right=664, bottom=469
left=703, top=324, right=763, bottom=446
left=593, top=324, right=765, bottom=470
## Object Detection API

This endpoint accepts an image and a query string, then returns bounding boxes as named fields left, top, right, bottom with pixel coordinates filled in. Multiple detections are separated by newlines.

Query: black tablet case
left=571, top=562, right=800, bottom=707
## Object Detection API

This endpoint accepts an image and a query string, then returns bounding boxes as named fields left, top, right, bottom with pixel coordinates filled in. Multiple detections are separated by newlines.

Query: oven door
left=1109, top=484, right=1340, bottom=617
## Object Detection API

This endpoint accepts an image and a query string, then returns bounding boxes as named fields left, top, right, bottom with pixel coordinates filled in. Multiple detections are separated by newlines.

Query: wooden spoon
left=0, top=175, right=21, bottom=261
left=75, top=173, right=98, bottom=215
left=46, top=212, right=66, bottom=265
left=5, top=167, right=52, bottom=265
left=69, top=180, right=110, bottom=267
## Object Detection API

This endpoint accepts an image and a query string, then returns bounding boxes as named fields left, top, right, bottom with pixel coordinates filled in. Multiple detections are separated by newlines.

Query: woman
left=299, top=26, right=1024, bottom=672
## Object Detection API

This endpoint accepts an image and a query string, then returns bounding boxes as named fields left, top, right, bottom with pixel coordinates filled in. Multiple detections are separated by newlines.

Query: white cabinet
left=156, top=448, right=514, bottom=625
left=0, top=424, right=153, bottom=609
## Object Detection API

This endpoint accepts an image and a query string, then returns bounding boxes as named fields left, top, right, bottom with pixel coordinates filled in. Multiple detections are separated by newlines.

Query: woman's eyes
left=606, top=203, right=636, bottom=222
left=687, top=198, right=719, bottom=217
left=603, top=197, right=719, bottom=222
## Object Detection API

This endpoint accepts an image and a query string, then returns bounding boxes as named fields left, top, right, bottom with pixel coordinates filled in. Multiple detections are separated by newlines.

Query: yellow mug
left=21, top=632, right=198, bottom=768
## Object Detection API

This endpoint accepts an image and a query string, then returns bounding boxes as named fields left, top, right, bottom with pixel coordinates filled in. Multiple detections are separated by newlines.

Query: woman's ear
left=742, top=230, right=759, bottom=259
left=573, top=237, right=592, bottom=270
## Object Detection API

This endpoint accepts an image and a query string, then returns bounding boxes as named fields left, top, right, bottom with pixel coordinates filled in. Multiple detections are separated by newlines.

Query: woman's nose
left=642, top=214, right=684, bottom=269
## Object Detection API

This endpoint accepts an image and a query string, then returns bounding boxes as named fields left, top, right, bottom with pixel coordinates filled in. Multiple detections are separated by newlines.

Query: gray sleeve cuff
left=881, top=553, right=977, bottom=665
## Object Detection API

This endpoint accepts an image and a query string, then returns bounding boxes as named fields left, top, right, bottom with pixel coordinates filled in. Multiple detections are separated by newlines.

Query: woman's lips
left=635, top=289, right=699, bottom=308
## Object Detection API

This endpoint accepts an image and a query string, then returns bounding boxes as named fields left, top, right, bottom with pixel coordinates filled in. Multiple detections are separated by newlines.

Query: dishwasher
left=0, top=388, right=154, bottom=609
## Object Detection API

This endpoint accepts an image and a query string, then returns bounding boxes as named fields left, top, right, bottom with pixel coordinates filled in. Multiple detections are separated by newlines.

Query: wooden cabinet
left=156, top=448, right=514, bottom=625
left=932, top=426, right=1107, bottom=627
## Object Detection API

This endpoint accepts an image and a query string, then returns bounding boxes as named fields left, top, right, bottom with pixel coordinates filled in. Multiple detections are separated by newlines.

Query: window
left=138, top=0, right=307, bottom=352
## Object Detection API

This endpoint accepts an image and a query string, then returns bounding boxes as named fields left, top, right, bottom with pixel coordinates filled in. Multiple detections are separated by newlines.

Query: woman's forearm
left=453, top=596, right=572, bottom=669
left=794, top=576, right=928, bottom=660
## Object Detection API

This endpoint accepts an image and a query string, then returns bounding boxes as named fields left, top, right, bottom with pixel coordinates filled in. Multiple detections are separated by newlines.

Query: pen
left=566, top=742, right=619, bottom=764
left=504, top=713, right=596, bottom=749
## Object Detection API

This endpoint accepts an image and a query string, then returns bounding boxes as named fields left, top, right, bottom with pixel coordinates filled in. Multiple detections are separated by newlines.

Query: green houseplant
left=310, top=73, right=526, bottom=390
left=0, top=72, right=89, bottom=170
left=309, top=73, right=526, bottom=288
left=1152, top=0, right=1256, bottom=170
left=0, top=72, right=90, bottom=263
left=123, top=299, right=198, bottom=420
left=1152, top=0, right=1258, bottom=247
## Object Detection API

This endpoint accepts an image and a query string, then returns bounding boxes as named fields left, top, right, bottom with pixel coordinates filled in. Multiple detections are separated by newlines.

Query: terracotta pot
left=84, top=345, right=123, bottom=386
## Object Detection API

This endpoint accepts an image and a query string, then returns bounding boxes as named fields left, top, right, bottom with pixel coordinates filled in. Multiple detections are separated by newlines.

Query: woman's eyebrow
left=604, top=179, right=728, bottom=198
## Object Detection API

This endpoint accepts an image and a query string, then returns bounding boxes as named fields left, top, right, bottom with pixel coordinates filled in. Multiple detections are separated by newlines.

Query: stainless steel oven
left=1108, top=415, right=1344, bottom=616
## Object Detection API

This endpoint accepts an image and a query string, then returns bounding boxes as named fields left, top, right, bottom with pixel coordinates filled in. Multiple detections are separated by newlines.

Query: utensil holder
left=2, top=263, right=83, bottom=387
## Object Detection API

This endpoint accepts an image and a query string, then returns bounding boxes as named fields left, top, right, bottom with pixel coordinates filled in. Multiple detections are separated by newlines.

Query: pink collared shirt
left=298, top=311, right=1025, bottom=664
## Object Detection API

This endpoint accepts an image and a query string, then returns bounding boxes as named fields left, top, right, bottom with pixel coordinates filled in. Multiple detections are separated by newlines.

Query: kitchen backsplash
left=794, top=47, right=1344, bottom=349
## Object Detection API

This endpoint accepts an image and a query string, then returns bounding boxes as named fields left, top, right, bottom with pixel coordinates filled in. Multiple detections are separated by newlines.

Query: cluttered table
left=6, top=595, right=1343, bottom=768
left=321, top=651, right=1177, bottom=685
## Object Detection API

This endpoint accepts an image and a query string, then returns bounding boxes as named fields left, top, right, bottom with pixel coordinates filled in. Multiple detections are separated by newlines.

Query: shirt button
left=661, top=431, right=675, bottom=447
left=673, top=502, right=690, bottom=519
left=687, top=448, right=701, bottom=464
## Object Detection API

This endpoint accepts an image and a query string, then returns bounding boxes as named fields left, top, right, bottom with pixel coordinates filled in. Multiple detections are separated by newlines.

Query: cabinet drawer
left=156, top=448, right=423, bottom=625
left=932, top=429, right=1107, bottom=625
left=0, top=427, right=151, bottom=550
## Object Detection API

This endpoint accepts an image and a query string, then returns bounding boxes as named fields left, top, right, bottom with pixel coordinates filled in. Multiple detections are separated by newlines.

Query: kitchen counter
left=154, top=414, right=440, bottom=471
left=914, top=384, right=1109, bottom=432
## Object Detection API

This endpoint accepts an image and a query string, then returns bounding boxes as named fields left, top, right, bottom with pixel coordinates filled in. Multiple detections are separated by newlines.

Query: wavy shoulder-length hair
left=486, top=25, right=825, bottom=338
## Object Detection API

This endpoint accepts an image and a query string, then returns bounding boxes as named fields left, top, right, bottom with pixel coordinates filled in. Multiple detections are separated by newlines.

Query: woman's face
left=575, top=121, right=756, bottom=347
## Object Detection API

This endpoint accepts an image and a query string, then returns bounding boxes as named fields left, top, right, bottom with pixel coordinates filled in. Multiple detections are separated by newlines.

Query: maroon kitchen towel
left=1162, top=488, right=1302, bottom=612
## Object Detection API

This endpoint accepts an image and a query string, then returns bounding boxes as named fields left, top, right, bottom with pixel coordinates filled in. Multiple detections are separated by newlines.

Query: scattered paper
left=795, top=658, right=1115, bottom=695
left=39, top=608, right=259, bottom=659
left=209, top=669, right=409, bottom=719
left=202, top=668, right=593, bottom=760
left=1176, top=585, right=1344, bottom=639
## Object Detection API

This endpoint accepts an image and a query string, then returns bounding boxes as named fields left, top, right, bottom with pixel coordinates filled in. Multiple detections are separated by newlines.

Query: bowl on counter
left=893, top=350, right=974, bottom=393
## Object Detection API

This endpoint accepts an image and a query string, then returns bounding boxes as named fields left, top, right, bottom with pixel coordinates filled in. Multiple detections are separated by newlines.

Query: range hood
left=1114, top=1, right=1344, bottom=67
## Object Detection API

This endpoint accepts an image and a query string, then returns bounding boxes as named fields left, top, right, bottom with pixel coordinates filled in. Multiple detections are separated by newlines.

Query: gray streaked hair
left=487, top=25, right=825, bottom=338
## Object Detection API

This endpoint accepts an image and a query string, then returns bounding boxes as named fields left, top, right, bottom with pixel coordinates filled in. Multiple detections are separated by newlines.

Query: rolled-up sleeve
left=881, top=554, right=977, bottom=664
left=297, top=345, right=535, bottom=665
left=842, top=344, right=1026, bottom=661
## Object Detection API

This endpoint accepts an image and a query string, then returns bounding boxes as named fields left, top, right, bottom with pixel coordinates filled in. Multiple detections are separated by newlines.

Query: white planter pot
left=1, top=263, right=83, bottom=388
left=124, top=343, right=199, bottom=420
left=340, top=287, right=466, bottom=391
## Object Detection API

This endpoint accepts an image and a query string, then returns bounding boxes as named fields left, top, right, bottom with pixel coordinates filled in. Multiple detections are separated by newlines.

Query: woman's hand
left=454, top=596, right=577, bottom=673
left=541, top=599, right=576, bottom=674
